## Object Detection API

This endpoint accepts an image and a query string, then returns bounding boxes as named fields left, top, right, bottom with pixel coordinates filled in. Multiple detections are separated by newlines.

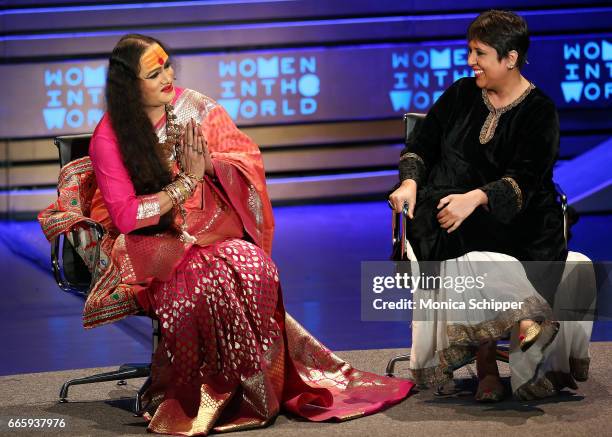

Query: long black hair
left=105, top=34, right=174, bottom=233
left=106, top=34, right=173, bottom=196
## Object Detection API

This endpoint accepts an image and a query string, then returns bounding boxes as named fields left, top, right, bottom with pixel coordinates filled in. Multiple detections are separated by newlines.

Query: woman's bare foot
left=475, top=340, right=505, bottom=402
left=476, top=375, right=505, bottom=402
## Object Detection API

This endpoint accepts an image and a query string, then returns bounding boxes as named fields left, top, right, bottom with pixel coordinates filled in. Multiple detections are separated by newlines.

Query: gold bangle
left=163, top=178, right=190, bottom=206
left=165, top=172, right=197, bottom=205
left=184, top=172, right=204, bottom=183
left=163, top=184, right=181, bottom=206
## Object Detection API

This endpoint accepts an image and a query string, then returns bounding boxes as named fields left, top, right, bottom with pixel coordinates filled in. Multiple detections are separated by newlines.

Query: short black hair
left=467, top=10, right=530, bottom=68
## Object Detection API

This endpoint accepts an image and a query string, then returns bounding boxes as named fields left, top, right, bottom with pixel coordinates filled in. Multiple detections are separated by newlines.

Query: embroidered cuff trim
left=501, top=176, right=523, bottom=211
left=399, top=153, right=426, bottom=184
left=135, top=194, right=161, bottom=229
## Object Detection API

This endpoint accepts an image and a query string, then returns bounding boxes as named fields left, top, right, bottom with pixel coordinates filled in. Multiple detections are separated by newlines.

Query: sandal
left=519, top=321, right=542, bottom=352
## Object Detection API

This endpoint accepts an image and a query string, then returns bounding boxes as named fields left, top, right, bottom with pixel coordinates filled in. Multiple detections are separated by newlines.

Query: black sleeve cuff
left=399, top=153, right=426, bottom=185
left=481, top=177, right=523, bottom=224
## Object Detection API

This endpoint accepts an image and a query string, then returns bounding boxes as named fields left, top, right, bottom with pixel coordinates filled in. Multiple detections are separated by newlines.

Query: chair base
left=385, top=353, right=411, bottom=377
left=59, top=363, right=151, bottom=414
left=385, top=345, right=511, bottom=393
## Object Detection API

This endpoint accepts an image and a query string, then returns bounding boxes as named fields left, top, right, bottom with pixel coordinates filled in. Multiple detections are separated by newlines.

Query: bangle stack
left=163, top=172, right=200, bottom=206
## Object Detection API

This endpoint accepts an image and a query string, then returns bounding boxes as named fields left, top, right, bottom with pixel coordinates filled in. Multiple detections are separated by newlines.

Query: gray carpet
left=1, top=344, right=611, bottom=437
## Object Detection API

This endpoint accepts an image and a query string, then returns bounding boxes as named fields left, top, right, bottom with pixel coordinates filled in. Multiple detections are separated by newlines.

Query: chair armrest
left=554, top=182, right=568, bottom=207
left=554, top=182, right=569, bottom=249
left=391, top=207, right=410, bottom=261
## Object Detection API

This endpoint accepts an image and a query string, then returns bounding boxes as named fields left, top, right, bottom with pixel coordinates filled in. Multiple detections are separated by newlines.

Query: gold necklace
left=160, top=103, right=181, bottom=165
left=161, top=104, right=197, bottom=244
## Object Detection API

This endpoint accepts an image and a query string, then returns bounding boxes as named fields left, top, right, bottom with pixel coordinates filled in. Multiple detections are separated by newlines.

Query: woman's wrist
left=400, top=178, right=417, bottom=189
left=184, top=171, right=204, bottom=183
left=205, top=162, right=215, bottom=178
left=469, top=189, right=488, bottom=207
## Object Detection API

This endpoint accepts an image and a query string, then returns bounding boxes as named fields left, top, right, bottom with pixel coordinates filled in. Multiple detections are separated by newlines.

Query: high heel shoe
left=519, top=322, right=542, bottom=352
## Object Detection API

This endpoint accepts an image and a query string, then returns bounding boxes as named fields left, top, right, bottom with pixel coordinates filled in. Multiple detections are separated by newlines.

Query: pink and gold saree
left=39, top=87, right=413, bottom=435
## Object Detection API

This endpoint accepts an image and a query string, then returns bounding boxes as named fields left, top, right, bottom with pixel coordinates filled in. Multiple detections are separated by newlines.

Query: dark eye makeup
left=146, top=61, right=173, bottom=79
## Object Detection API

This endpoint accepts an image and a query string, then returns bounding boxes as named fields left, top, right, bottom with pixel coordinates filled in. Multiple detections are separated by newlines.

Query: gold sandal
left=519, top=322, right=542, bottom=352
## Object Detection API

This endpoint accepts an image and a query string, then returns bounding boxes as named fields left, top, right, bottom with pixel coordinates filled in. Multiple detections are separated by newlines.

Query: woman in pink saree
left=39, top=34, right=412, bottom=435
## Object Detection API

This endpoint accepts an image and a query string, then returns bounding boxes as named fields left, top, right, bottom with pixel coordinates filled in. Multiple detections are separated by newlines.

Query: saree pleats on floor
left=142, top=239, right=410, bottom=435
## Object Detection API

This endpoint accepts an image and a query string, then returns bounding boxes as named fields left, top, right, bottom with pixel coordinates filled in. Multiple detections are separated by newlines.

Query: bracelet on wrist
left=163, top=172, right=198, bottom=206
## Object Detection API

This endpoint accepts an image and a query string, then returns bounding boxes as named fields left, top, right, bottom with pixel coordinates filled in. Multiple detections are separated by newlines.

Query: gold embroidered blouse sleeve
left=134, top=194, right=161, bottom=229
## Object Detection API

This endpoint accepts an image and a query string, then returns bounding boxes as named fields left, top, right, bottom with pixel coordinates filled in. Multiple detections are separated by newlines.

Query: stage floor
left=1, top=200, right=610, bottom=376
left=2, top=344, right=612, bottom=437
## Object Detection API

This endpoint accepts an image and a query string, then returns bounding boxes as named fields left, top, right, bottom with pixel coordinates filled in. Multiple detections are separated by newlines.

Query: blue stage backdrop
left=1, top=35, right=610, bottom=137
left=1, top=1, right=610, bottom=218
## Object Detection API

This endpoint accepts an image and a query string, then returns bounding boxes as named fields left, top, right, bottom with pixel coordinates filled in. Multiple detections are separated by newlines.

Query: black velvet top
left=399, top=77, right=566, bottom=262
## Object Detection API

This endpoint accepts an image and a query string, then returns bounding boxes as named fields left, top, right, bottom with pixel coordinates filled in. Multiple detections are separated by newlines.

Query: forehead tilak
left=141, top=43, right=168, bottom=73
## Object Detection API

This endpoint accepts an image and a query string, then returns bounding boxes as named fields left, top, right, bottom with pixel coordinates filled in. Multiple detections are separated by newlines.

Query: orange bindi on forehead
left=141, top=43, right=168, bottom=75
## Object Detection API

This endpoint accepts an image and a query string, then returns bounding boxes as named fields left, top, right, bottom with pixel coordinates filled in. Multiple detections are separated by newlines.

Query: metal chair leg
left=59, top=364, right=151, bottom=402
left=134, top=376, right=152, bottom=416
left=385, top=353, right=411, bottom=377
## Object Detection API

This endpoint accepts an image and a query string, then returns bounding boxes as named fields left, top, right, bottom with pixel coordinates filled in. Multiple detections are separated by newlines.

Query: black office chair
left=51, top=134, right=158, bottom=415
left=385, top=113, right=570, bottom=391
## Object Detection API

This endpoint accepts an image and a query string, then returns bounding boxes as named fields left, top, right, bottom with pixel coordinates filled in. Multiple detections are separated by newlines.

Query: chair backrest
left=403, top=112, right=426, bottom=142
left=54, top=134, right=93, bottom=167
left=52, top=134, right=95, bottom=293
left=392, top=113, right=427, bottom=261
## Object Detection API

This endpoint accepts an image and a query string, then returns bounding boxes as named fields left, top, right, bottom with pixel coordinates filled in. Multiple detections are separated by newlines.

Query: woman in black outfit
left=389, top=10, right=593, bottom=402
